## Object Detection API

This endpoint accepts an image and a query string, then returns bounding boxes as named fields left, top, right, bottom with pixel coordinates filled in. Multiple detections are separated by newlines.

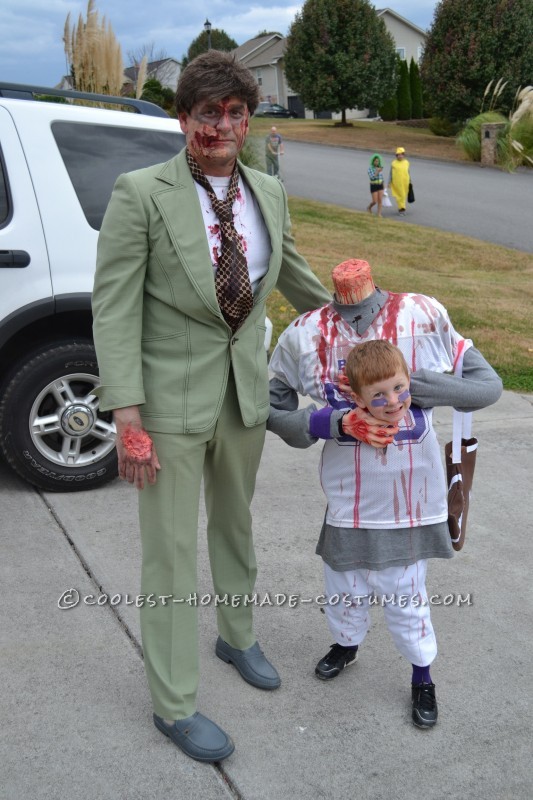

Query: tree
left=421, top=0, right=533, bottom=122
left=396, top=59, right=411, bottom=120
left=409, top=58, right=423, bottom=119
left=184, top=29, right=238, bottom=65
left=127, top=43, right=169, bottom=67
left=284, top=0, right=397, bottom=124
left=63, top=0, right=124, bottom=95
left=139, top=78, right=175, bottom=112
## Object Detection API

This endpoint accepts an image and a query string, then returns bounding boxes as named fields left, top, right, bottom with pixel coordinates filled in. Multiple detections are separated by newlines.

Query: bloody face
left=179, top=96, right=249, bottom=176
left=352, top=370, right=411, bottom=425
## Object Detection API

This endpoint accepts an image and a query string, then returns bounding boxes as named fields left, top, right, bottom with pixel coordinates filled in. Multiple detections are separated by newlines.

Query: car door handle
left=0, top=250, right=31, bottom=267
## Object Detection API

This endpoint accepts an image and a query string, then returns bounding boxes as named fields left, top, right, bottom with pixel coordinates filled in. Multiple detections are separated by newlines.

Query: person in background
left=265, top=125, right=284, bottom=178
left=367, top=153, right=385, bottom=216
left=389, top=146, right=410, bottom=215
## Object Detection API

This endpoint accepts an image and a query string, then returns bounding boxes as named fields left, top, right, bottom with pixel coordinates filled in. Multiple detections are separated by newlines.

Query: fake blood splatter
left=294, top=310, right=315, bottom=328
left=379, top=292, right=407, bottom=346
left=121, top=427, right=152, bottom=462
left=331, top=259, right=375, bottom=304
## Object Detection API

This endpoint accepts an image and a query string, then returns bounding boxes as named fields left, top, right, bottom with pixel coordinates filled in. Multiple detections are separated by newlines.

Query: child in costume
left=389, top=146, right=410, bottom=215
left=317, top=338, right=442, bottom=728
left=268, top=258, right=503, bottom=728
left=367, top=153, right=385, bottom=216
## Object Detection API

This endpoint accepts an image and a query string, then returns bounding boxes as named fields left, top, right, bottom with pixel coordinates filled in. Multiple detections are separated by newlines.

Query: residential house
left=235, top=7, right=427, bottom=119
left=376, top=7, right=427, bottom=65
left=233, top=34, right=296, bottom=108
left=57, top=58, right=181, bottom=97
left=123, top=58, right=181, bottom=94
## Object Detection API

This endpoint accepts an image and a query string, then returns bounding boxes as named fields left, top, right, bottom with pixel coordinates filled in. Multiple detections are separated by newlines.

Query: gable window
left=256, top=69, right=262, bottom=86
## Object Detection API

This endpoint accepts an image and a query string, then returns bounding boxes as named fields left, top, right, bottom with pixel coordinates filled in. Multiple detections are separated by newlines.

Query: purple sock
left=412, top=664, right=432, bottom=685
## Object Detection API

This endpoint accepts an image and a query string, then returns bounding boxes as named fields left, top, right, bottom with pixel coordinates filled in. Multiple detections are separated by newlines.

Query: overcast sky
left=1, top=1, right=438, bottom=89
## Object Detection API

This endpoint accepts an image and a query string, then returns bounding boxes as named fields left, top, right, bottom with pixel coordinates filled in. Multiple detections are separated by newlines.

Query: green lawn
left=266, top=198, right=533, bottom=392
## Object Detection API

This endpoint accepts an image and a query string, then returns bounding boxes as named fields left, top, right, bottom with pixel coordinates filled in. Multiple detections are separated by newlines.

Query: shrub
left=456, top=111, right=507, bottom=161
left=397, top=60, right=411, bottom=120
left=428, top=117, right=462, bottom=137
left=379, top=95, right=398, bottom=121
left=409, top=58, right=423, bottom=119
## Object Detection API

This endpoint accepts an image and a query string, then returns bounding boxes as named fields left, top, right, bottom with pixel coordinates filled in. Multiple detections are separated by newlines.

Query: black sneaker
left=411, top=682, right=438, bottom=728
left=315, top=643, right=358, bottom=680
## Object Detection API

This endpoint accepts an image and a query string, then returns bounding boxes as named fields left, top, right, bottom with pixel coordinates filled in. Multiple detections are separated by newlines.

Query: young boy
left=268, top=258, right=502, bottom=730
left=314, top=339, right=444, bottom=728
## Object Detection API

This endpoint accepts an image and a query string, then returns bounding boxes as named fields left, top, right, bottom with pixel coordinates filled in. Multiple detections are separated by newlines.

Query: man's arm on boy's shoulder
left=410, top=346, right=503, bottom=411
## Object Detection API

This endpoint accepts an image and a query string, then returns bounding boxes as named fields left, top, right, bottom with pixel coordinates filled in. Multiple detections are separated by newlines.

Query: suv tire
left=0, top=343, right=117, bottom=492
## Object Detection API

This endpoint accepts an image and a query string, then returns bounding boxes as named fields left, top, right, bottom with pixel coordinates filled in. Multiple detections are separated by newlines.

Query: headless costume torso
left=269, top=289, right=471, bottom=570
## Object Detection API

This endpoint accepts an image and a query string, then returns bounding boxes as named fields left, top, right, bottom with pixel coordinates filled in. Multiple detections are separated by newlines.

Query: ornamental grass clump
left=457, top=81, right=533, bottom=170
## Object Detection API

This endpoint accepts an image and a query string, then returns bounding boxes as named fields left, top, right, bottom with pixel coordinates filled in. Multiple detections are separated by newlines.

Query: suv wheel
left=0, top=343, right=117, bottom=492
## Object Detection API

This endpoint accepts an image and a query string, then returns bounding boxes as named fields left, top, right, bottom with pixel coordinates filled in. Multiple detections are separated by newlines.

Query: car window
left=51, top=121, right=185, bottom=230
left=0, top=150, right=10, bottom=226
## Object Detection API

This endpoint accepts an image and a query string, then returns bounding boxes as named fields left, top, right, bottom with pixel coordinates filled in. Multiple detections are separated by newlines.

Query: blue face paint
left=398, top=389, right=411, bottom=402
left=370, top=397, right=388, bottom=407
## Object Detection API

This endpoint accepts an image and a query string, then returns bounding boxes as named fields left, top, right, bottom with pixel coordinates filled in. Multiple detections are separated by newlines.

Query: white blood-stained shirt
left=194, top=174, right=271, bottom=293
left=269, top=293, right=472, bottom=530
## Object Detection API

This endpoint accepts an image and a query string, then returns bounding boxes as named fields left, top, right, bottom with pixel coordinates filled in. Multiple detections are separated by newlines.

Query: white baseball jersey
left=269, top=294, right=471, bottom=529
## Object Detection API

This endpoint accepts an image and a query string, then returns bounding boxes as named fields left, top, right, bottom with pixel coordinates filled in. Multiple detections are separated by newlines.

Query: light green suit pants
left=138, top=371, right=266, bottom=719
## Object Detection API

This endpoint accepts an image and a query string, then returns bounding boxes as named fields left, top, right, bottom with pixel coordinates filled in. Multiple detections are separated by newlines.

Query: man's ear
left=178, top=111, right=189, bottom=134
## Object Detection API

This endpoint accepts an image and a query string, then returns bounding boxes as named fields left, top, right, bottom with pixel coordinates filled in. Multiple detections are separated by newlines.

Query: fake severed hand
left=341, top=407, right=398, bottom=448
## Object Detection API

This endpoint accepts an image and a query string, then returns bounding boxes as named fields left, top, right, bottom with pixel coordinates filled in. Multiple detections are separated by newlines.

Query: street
left=2, top=394, right=533, bottom=799
left=280, top=141, right=533, bottom=253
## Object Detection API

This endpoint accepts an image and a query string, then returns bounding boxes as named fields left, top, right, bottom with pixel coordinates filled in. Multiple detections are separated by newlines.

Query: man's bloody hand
left=113, top=407, right=161, bottom=489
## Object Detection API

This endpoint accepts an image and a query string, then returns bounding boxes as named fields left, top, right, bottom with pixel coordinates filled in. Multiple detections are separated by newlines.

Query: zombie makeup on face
left=182, top=98, right=249, bottom=166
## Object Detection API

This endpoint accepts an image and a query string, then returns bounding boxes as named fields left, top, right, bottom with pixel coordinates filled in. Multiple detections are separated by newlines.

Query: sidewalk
left=1, top=390, right=532, bottom=800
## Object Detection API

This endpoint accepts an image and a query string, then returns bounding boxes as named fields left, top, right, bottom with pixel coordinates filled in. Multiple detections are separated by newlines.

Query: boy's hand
left=341, top=407, right=398, bottom=447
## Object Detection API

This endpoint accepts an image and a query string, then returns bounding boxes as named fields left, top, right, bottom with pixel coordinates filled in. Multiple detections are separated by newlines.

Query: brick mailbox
left=481, top=122, right=506, bottom=167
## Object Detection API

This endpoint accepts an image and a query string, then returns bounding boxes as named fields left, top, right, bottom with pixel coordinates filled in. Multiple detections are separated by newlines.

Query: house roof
left=233, top=33, right=284, bottom=65
left=376, top=7, right=428, bottom=37
left=240, top=38, right=286, bottom=69
left=123, top=58, right=180, bottom=82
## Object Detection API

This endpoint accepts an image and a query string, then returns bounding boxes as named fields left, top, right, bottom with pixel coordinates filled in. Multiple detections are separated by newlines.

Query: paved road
left=280, top=141, right=533, bottom=253
left=2, top=392, right=533, bottom=799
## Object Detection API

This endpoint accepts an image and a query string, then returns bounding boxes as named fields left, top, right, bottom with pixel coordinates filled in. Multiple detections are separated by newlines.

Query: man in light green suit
left=92, top=51, right=331, bottom=762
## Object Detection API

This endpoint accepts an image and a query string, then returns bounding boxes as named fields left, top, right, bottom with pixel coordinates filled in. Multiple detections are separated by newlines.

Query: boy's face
left=351, top=370, right=411, bottom=425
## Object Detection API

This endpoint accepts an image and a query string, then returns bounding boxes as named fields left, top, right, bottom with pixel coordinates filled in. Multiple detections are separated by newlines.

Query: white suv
left=0, top=84, right=190, bottom=491
left=0, top=84, right=273, bottom=492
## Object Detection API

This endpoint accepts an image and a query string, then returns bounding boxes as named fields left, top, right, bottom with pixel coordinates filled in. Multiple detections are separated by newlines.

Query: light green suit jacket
left=92, top=149, right=331, bottom=434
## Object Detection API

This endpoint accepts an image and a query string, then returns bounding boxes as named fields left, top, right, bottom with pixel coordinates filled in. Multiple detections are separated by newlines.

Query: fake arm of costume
left=274, top=184, right=332, bottom=313
left=92, top=172, right=149, bottom=412
left=268, top=378, right=393, bottom=448
left=409, top=347, right=503, bottom=411
left=268, top=377, right=320, bottom=449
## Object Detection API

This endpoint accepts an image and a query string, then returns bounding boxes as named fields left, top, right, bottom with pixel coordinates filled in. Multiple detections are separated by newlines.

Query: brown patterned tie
left=186, top=149, right=253, bottom=333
